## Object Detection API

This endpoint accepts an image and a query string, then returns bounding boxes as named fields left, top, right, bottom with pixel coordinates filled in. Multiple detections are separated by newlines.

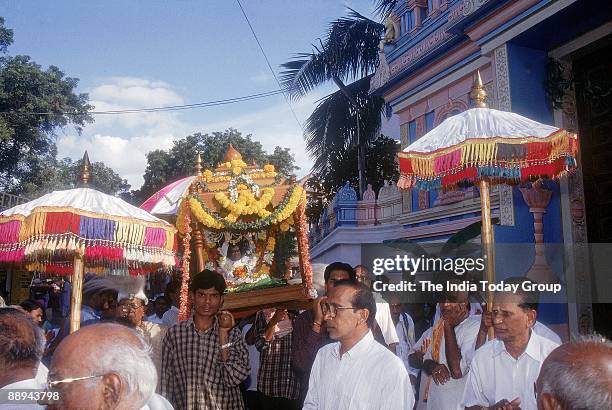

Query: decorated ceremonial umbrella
left=140, top=175, right=195, bottom=216
left=397, top=72, right=578, bottom=312
left=397, top=72, right=578, bottom=402
left=0, top=153, right=177, bottom=332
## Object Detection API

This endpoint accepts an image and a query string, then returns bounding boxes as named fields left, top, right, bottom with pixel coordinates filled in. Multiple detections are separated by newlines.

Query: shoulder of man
left=470, top=338, right=497, bottom=366
left=531, top=330, right=561, bottom=356
left=533, top=321, right=562, bottom=344
left=371, top=340, right=409, bottom=374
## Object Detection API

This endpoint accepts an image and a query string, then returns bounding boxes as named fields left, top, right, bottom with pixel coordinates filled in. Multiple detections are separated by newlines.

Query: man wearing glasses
left=303, top=280, right=414, bottom=410
left=292, top=262, right=356, bottom=405
left=46, top=322, right=157, bottom=410
left=463, top=278, right=560, bottom=410
left=114, top=277, right=167, bottom=393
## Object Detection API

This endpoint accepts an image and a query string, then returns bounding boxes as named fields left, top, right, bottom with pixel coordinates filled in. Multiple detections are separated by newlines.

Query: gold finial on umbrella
left=194, top=153, right=203, bottom=176
left=469, top=70, right=488, bottom=108
left=79, top=151, right=91, bottom=186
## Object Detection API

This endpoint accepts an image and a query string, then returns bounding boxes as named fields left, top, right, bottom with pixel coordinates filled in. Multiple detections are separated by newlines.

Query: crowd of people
left=1, top=263, right=611, bottom=410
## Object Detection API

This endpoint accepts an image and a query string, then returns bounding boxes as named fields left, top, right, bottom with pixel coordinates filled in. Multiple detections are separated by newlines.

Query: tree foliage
left=17, top=157, right=130, bottom=199
left=281, top=7, right=393, bottom=200
left=306, top=135, right=399, bottom=222
left=0, top=17, right=93, bottom=194
left=134, top=129, right=298, bottom=204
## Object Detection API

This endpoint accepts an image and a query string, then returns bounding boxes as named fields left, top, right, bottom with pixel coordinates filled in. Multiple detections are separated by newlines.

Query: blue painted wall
left=507, top=43, right=553, bottom=124
left=494, top=182, right=566, bottom=324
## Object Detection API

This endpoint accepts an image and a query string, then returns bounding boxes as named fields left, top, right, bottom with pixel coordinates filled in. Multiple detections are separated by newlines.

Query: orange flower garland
left=178, top=204, right=192, bottom=321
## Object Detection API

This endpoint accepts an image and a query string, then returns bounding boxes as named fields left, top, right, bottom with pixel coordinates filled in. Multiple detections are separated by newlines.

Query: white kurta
left=424, top=316, right=481, bottom=410
left=462, top=331, right=559, bottom=409
left=304, top=330, right=414, bottom=410
left=375, top=303, right=400, bottom=345
left=410, top=326, right=433, bottom=410
left=395, top=313, right=416, bottom=375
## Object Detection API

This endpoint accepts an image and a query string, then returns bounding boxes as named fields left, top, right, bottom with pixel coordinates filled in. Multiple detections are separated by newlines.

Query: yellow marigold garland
left=182, top=185, right=305, bottom=232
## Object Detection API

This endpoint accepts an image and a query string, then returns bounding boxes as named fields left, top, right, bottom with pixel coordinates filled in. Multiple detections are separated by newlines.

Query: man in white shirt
left=354, top=265, right=400, bottom=351
left=463, top=279, right=560, bottom=410
left=390, top=301, right=416, bottom=382
left=375, top=302, right=400, bottom=350
left=161, top=282, right=180, bottom=327
left=146, top=295, right=170, bottom=325
left=0, top=309, right=46, bottom=409
left=304, top=280, right=414, bottom=410
left=422, top=283, right=481, bottom=410
left=409, top=327, right=433, bottom=410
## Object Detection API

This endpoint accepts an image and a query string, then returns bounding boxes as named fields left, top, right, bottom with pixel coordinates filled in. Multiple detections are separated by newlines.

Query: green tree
left=305, top=135, right=399, bottom=222
left=18, top=157, right=130, bottom=198
left=0, top=17, right=92, bottom=193
left=281, top=5, right=392, bottom=198
left=134, top=129, right=298, bottom=203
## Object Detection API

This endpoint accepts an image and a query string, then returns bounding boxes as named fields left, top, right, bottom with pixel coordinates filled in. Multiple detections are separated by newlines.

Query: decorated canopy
left=140, top=176, right=195, bottom=216
left=397, top=107, right=578, bottom=190
left=170, top=145, right=313, bottom=318
left=0, top=187, right=177, bottom=275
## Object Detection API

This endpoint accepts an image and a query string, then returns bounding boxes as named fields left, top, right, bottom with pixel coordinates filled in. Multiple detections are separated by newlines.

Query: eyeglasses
left=47, top=375, right=103, bottom=390
left=322, top=302, right=355, bottom=318
left=120, top=303, right=144, bottom=311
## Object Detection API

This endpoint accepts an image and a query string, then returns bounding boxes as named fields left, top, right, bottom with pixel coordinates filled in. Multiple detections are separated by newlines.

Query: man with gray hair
left=48, top=323, right=158, bottom=410
left=536, top=335, right=612, bottom=410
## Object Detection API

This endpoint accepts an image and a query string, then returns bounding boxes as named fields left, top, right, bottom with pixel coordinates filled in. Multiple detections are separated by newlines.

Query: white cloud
left=57, top=133, right=177, bottom=189
left=89, top=77, right=183, bottom=108
left=249, top=71, right=274, bottom=83
left=57, top=76, right=331, bottom=190
left=194, top=91, right=329, bottom=176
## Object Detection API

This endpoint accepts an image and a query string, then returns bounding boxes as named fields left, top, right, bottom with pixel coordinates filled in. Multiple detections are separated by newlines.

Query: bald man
left=48, top=323, right=158, bottom=410
left=536, top=335, right=612, bottom=410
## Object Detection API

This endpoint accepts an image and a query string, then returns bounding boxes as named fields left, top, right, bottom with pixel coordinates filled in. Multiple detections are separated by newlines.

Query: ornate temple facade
left=310, top=0, right=612, bottom=338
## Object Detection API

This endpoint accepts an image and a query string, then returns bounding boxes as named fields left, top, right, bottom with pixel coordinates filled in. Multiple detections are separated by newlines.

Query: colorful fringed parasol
left=0, top=152, right=178, bottom=332
left=140, top=175, right=195, bottom=216
left=397, top=72, right=578, bottom=337
left=397, top=107, right=578, bottom=190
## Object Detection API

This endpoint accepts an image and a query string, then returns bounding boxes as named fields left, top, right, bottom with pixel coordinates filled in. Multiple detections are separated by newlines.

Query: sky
left=2, top=0, right=383, bottom=190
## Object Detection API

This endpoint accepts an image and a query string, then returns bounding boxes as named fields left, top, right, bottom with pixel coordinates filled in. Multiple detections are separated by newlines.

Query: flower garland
left=227, top=174, right=261, bottom=202
left=196, top=169, right=282, bottom=192
left=185, top=185, right=305, bottom=232
left=178, top=203, right=192, bottom=321
left=214, top=188, right=275, bottom=220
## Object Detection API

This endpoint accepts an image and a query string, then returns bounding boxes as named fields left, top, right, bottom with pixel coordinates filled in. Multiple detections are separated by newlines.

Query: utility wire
left=0, top=89, right=285, bottom=116
left=235, top=0, right=304, bottom=131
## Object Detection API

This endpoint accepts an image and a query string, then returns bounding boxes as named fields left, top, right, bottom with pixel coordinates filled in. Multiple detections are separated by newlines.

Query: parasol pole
left=470, top=72, right=496, bottom=340
left=70, top=254, right=84, bottom=333
left=192, top=153, right=205, bottom=272
left=70, top=151, right=91, bottom=333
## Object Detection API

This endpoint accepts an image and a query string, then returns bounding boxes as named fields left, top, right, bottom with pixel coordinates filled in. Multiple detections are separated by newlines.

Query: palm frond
left=304, top=76, right=384, bottom=174
left=373, top=0, right=399, bottom=20
left=280, top=11, right=383, bottom=98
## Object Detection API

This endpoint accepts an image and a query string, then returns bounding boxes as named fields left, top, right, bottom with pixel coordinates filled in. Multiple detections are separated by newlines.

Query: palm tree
left=281, top=2, right=396, bottom=198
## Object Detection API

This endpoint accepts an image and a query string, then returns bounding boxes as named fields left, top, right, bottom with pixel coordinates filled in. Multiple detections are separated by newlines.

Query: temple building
left=310, top=0, right=611, bottom=338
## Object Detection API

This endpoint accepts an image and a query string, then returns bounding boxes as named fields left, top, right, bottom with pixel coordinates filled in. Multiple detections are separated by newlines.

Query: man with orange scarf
left=421, top=277, right=481, bottom=409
